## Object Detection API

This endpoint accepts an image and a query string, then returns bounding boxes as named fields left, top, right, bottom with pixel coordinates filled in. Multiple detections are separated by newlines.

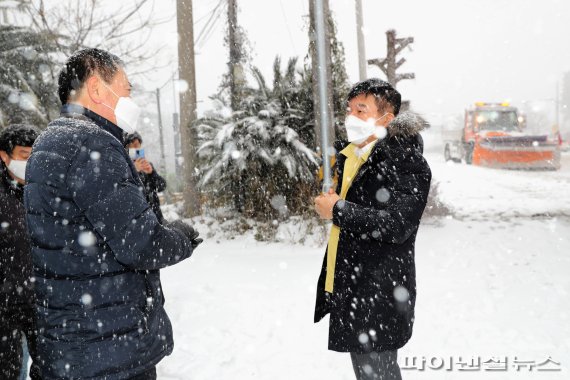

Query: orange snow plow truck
left=443, top=102, right=560, bottom=170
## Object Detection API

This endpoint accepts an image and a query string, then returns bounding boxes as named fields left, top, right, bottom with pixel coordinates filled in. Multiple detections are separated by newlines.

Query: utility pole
left=228, top=0, right=245, bottom=112
left=561, top=72, right=570, bottom=142
left=227, top=0, right=247, bottom=212
left=367, top=29, right=414, bottom=88
left=555, top=81, right=562, bottom=144
left=355, top=0, right=367, bottom=81
left=309, top=0, right=334, bottom=156
left=556, top=81, right=560, bottom=128
left=155, top=88, right=166, bottom=173
left=176, top=0, right=201, bottom=216
left=173, top=112, right=181, bottom=176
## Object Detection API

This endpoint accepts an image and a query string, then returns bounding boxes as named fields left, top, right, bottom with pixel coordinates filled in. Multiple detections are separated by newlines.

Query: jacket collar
left=60, top=103, right=125, bottom=145
left=386, top=111, right=429, bottom=139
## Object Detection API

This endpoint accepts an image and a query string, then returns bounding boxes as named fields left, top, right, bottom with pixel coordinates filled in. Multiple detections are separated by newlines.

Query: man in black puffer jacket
left=24, top=48, right=202, bottom=380
left=124, top=132, right=167, bottom=223
left=314, top=79, right=431, bottom=380
left=0, top=124, right=41, bottom=380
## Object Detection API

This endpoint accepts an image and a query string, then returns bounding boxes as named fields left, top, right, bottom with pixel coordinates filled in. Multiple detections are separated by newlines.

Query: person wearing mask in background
left=314, top=79, right=431, bottom=380
left=125, top=132, right=167, bottom=223
left=0, top=124, right=41, bottom=380
left=24, top=48, right=202, bottom=380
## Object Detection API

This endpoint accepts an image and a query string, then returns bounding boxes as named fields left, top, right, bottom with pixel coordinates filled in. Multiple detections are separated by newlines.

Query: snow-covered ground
left=156, top=149, right=570, bottom=379
left=429, top=153, right=570, bottom=219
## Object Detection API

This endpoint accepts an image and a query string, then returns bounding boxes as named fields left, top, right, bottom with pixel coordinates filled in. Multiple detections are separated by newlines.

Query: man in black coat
left=125, top=132, right=167, bottom=223
left=314, top=79, right=431, bottom=380
left=24, top=48, right=202, bottom=380
left=0, top=124, right=41, bottom=380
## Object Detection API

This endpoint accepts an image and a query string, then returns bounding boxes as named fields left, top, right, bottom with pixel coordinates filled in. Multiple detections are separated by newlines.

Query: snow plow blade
left=473, top=135, right=561, bottom=170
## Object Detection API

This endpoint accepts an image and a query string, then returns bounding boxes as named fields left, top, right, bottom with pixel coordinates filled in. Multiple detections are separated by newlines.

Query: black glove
left=168, top=220, right=203, bottom=248
left=190, top=238, right=203, bottom=249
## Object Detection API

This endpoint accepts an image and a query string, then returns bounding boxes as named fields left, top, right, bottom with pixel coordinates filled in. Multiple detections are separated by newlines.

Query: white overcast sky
left=137, top=0, right=570, bottom=124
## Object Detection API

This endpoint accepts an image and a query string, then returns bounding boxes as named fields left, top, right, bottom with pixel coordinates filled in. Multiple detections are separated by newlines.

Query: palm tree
left=195, top=56, right=319, bottom=220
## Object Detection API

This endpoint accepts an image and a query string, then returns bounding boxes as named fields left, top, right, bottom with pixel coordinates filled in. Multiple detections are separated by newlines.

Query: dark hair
left=346, top=78, right=402, bottom=116
left=0, top=124, right=40, bottom=154
left=124, top=132, right=143, bottom=146
left=58, top=48, right=123, bottom=105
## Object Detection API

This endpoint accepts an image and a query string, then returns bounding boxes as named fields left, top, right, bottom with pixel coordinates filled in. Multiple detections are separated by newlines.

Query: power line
left=194, top=0, right=223, bottom=44
left=196, top=0, right=225, bottom=50
left=158, top=70, right=178, bottom=90
left=194, top=0, right=222, bottom=24
left=195, top=0, right=225, bottom=47
left=279, top=0, right=297, bottom=51
left=198, top=7, right=225, bottom=49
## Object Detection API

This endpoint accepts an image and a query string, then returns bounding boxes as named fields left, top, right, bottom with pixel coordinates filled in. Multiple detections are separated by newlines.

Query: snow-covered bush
left=196, top=59, right=322, bottom=221
left=195, top=37, right=350, bottom=223
left=196, top=99, right=319, bottom=220
left=423, top=180, right=453, bottom=219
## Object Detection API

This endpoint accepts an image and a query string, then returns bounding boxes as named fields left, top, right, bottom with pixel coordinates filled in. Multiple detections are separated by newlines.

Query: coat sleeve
left=67, top=141, right=193, bottom=270
left=147, top=165, right=167, bottom=192
left=332, top=157, right=431, bottom=245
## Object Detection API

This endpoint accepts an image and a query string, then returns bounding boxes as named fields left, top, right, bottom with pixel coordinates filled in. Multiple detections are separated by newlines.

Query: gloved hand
left=190, top=237, right=203, bottom=249
left=168, top=220, right=203, bottom=248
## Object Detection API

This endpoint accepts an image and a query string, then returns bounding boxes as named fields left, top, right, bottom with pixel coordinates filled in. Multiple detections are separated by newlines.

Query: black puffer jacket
left=24, top=104, right=195, bottom=379
left=0, top=163, right=35, bottom=310
left=315, top=112, right=432, bottom=353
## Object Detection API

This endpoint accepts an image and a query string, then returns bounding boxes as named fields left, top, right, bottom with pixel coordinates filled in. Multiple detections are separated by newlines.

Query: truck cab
left=463, top=102, right=522, bottom=163
left=443, top=102, right=560, bottom=170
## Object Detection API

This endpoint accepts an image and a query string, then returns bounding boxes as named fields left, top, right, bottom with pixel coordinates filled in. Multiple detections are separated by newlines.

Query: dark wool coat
left=24, top=104, right=194, bottom=379
left=315, top=112, right=432, bottom=354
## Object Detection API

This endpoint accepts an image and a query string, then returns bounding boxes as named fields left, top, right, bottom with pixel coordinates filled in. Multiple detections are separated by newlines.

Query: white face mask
left=102, top=85, right=141, bottom=134
left=7, top=158, right=27, bottom=181
left=344, top=114, right=388, bottom=144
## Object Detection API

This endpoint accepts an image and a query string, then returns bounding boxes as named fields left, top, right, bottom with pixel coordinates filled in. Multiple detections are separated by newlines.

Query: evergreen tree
left=0, top=25, right=59, bottom=128
left=328, top=13, right=350, bottom=126
left=301, top=9, right=350, bottom=148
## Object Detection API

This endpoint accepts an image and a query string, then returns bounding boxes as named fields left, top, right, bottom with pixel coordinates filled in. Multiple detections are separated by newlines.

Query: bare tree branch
left=100, top=0, right=149, bottom=42
left=20, top=0, right=170, bottom=78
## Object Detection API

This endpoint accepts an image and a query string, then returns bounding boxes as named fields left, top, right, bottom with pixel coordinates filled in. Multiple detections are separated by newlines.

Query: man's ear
left=384, top=112, right=395, bottom=125
left=86, top=76, right=103, bottom=104
left=0, top=150, right=9, bottom=165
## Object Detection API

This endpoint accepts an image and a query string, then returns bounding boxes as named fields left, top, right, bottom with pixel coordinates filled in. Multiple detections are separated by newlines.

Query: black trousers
left=351, top=350, right=402, bottom=380
left=0, top=305, right=40, bottom=380
left=128, top=367, right=157, bottom=380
